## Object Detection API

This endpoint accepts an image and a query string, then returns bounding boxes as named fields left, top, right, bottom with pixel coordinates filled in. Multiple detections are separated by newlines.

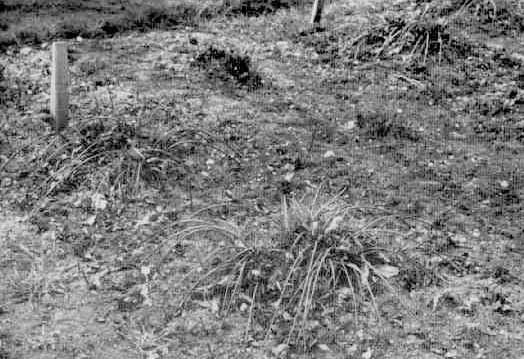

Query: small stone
left=323, top=150, right=335, bottom=158
left=20, top=47, right=31, bottom=56
left=343, top=120, right=356, bottom=130
left=317, top=344, right=331, bottom=352
left=271, top=343, right=288, bottom=357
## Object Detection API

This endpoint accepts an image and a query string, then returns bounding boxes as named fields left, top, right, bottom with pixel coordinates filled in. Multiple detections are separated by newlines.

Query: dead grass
left=295, top=0, right=522, bottom=68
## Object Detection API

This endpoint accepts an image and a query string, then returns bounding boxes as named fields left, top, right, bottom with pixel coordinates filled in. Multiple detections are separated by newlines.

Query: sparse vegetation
left=0, top=0, right=523, bottom=358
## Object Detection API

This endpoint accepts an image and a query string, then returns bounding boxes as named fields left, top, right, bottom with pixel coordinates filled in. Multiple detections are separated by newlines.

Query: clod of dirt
left=193, top=46, right=262, bottom=89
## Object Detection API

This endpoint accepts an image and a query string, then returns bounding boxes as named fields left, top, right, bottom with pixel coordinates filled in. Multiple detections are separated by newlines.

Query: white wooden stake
left=310, top=0, right=325, bottom=24
left=50, top=41, right=69, bottom=131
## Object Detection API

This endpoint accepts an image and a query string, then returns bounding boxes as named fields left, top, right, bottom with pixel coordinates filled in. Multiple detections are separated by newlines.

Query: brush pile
left=300, top=0, right=523, bottom=66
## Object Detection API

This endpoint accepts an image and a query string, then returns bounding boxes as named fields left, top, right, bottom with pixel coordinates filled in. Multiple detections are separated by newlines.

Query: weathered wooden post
left=50, top=41, right=69, bottom=131
left=310, top=0, right=325, bottom=25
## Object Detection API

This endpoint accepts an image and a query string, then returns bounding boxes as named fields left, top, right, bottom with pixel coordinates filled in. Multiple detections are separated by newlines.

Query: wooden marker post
left=50, top=41, right=69, bottom=131
left=310, top=0, right=325, bottom=24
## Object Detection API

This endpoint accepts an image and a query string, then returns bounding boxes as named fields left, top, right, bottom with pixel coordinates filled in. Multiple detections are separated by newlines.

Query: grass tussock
left=171, top=190, right=399, bottom=346
left=29, top=120, right=235, bottom=198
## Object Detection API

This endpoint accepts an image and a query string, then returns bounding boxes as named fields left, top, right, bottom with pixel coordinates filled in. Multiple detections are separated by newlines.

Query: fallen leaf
left=91, top=193, right=108, bottom=210
left=325, top=215, right=344, bottom=234
left=272, top=343, right=288, bottom=357
left=317, top=344, right=331, bottom=352
left=374, top=264, right=399, bottom=278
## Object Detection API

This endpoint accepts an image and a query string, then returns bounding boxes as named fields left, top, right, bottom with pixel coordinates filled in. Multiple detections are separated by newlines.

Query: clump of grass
left=171, top=190, right=399, bottom=347
left=31, top=120, right=235, bottom=198
left=193, top=46, right=263, bottom=90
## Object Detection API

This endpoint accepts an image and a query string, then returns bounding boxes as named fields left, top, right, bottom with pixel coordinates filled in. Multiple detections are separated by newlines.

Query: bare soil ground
left=1, top=0, right=523, bottom=358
